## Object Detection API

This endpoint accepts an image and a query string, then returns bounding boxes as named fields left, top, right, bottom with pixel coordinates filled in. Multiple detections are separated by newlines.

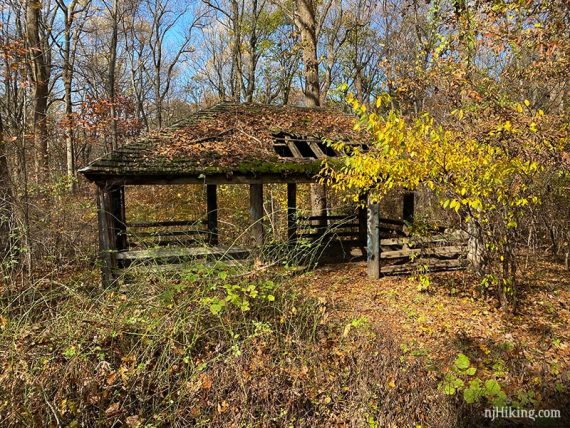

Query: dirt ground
left=297, top=259, right=570, bottom=412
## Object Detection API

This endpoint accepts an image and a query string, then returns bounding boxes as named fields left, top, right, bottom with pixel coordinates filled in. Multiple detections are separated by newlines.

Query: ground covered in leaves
left=300, top=259, right=570, bottom=426
left=1, top=257, right=569, bottom=427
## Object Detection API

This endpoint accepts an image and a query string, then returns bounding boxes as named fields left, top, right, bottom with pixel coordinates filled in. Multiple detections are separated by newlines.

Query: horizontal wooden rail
left=297, top=214, right=357, bottom=222
left=297, top=231, right=360, bottom=239
left=129, top=229, right=209, bottom=238
left=129, top=238, right=205, bottom=248
left=299, top=223, right=358, bottom=231
left=380, top=232, right=468, bottom=246
left=381, top=258, right=467, bottom=275
left=127, top=220, right=207, bottom=228
left=379, top=217, right=406, bottom=226
left=381, top=245, right=465, bottom=260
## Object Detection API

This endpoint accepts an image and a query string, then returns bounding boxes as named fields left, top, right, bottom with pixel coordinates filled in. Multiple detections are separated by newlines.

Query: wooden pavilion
left=80, top=102, right=434, bottom=284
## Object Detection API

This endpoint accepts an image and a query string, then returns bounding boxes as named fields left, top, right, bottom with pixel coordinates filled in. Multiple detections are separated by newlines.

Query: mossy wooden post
left=97, top=183, right=118, bottom=285
left=250, top=183, right=264, bottom=247
left=367, top=200, right=381, bottom=278
left=403, top=191, right=415, bottom=223
left=287, top=183, right=297, bottom=243
left=206, top=184, right=218, bottom=245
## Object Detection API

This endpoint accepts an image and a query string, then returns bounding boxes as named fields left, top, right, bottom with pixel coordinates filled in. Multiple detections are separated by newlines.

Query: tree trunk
left=230, top=0, right=242, bottom=102
left=244, top=0, right=259, bottom=103
left=295, top=0, right=320, bottom=107
left=0, top=112, right=14, bottom=269
left=467, top=220, right=484, bottom=274
left=26, top=0, right=50, bottom=180
left=295, top=0, right=327, bottom=223
left=63, top=5, right=76, bottom=192
left=109, top=0, right=119, bottom=149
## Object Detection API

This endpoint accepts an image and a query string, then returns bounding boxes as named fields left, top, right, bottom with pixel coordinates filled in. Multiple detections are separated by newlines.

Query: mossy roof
left=80, top=102, right=365, bottom=182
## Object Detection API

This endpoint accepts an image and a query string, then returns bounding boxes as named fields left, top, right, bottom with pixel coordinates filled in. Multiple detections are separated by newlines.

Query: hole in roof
left=318, top=142, right=337, bottom=157
left=273, top=132, right=286, bottom=144
left=274, top=145, right=294, bottom=157
left=292, top=140, right=317, bottom=158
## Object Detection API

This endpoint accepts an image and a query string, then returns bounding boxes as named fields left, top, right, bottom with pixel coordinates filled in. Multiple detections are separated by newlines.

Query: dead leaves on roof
left=149, top=104, right=365, bottom=169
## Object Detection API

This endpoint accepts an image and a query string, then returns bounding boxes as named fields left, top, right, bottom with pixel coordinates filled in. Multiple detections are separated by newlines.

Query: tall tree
left=107, top=0, right=119, bottom=150
left=26, top=0, right=52, bottom=179
left=293, top=0, right=321, bottom=107
left=0, top=107, right=13, bottom=270
left=292, top=0, right=332, bottom=220
left=55, top=0, right=90, bottom=191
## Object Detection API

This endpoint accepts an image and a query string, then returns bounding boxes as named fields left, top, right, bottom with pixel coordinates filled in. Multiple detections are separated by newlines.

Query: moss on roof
left=80, top=102, right=365, bottom=180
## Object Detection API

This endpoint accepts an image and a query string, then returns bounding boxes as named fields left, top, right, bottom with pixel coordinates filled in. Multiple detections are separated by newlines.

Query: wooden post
left=367, top=200, right=381, bottom=278
left=403, top=192, right=415, bottom=223
left=287, top=183, right=297, bottom=243
left=97, top=183, right=118, bottom=285
left=206, top=184, right=218, bottom=245
left=110, top=186, right=127, bottom=251
left=250, top=183, right=264, bottom=246
left=358, top=193, right=367, bottom=247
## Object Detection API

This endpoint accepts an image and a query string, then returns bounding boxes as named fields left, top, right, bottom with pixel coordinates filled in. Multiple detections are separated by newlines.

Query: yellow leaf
left=524, top=99, right=530, bottom=107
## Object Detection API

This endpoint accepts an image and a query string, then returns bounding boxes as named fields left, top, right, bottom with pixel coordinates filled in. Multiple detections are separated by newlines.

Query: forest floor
left=302, top=259, right=570, bottom=380
left=2, top=252, right=569, bottom=427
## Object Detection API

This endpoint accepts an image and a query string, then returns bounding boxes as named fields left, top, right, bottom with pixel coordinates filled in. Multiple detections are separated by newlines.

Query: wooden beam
left=287, top=183, right=297, bottom=242
left=97, top=184, right=118, bottom=285
left=358, top=193, right=367, bottom=247
left=403, top=192, right=415, bottom=222
left=367, top=200, right=381, bottom=279
left=110, top=186, right=127, bottom=251
left=285, top=135, right=303, bottom=158
left=308, top=141, right=326, bottom=158
left=128, top=220, right=207, bottom=228
left=206, top=184, right=218, bottom=245
left=88, top=173, right=316, bottom=186
left=249, top=183, right=264, bottom=246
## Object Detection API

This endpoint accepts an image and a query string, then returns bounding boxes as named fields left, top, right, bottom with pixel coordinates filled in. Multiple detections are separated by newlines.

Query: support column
left=367, top=200, right=381, bottom=279
left=403, top=191, right=415, bottom=223
left=97, top=183, right=119, bottom=286
left=250, top=183, right=264, bottom=246
left=287, top=183, right=297, bottom=243
left=206, top=184, right=218, bottom=245
left=110, top=186, right=127, bottom=251
left=358, top=193, right=368, bottom=247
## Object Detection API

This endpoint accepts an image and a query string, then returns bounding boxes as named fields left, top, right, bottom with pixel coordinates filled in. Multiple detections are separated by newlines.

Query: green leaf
left=464, top=380, right=482, bottom=404
left=484, top=379, right=501, bottom=395
left=454, top=353, right=470, bottom=370
left=209, top=301, right=225, bottom=315
left=443, top=383, right=456, bottom=395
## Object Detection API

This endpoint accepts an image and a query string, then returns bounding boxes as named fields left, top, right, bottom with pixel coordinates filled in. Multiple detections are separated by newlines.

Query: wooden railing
left=379, top=231, right=468, bottom=274
left=124, top=219, right=209, bottom=248
left=295, top=214, right=411, bottom=244
left=296, top=214, right=361, bottom=243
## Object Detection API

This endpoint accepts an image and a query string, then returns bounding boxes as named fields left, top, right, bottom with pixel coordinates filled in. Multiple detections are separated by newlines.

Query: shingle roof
left=80, top=102, right=365, bottom=183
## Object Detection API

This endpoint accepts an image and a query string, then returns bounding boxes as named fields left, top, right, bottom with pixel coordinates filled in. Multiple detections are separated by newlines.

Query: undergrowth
left=0, top=261, right=467, bottom=427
